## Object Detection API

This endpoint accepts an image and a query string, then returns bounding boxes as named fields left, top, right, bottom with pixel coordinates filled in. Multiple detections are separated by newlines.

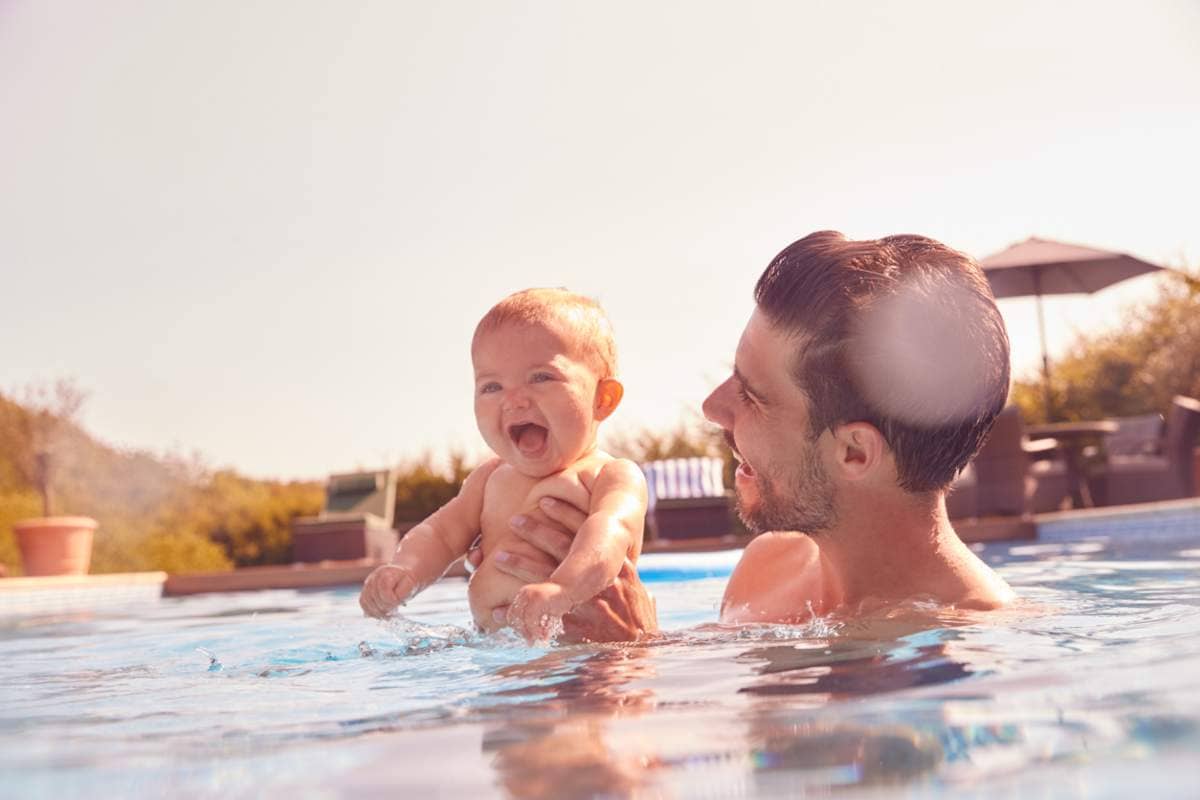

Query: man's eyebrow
left=733, top=366, right=767, bottom=403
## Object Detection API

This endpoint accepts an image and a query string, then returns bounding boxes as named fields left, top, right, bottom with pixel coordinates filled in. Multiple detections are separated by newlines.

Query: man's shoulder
left=742, top=530, right=820, bottom=557
left=721, top=532, right=832, bottom=624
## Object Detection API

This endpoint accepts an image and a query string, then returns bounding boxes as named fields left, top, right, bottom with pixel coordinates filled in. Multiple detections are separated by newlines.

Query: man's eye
left=479, top=382, right=501, bottom=395
left=735, top=383, right=754, bottom=405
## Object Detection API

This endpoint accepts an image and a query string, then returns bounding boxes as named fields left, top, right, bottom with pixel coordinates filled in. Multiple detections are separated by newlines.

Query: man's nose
left=702, top=378, right=732, bottom=428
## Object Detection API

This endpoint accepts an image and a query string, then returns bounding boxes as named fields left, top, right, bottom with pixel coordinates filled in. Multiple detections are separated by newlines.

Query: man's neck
left=813, top=486, right=1000, bottom=608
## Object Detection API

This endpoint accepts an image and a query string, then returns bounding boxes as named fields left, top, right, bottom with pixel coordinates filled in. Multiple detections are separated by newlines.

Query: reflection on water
left=2, top=533, right=1200, bottom=798
left=473, top=631, right=964, bottom=798
left=463, top=609, right=984, bottom=799
left=440, top=569, right=1197, bottom=799
left=482, top=647, right=661, bottom=798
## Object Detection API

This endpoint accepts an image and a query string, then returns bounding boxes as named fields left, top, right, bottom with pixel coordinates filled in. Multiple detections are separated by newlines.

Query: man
left=480, top=230, right=1015, bottom=636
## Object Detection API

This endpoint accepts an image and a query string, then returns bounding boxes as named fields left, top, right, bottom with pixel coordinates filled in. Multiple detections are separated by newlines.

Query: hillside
left=0, top=391, right=322, bottom=576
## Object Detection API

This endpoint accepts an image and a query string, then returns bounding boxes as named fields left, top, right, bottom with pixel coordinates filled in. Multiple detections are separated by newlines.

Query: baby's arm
left=359, top=458, right=500, bottom=618
left=506, top=459, right=646, bottom=641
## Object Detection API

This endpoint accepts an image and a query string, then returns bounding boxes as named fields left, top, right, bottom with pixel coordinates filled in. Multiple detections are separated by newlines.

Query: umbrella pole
left=1035, top=290, right=1053, bottom=420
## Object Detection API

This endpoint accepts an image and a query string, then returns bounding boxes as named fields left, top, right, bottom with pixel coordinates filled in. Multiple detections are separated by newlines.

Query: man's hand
left=506, top=581, right=572, bottom=644
left=466, top=495, right=580, bottom=579
left=561, top=559, right=658, bottom=643
left=479, top=496, right=659, bottom=643
left=359, top=564, right=418, bottom=618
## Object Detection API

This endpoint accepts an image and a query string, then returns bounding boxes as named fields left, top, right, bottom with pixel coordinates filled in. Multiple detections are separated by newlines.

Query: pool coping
left=0, top=497, right=1195, bottom=612
left=0, top=571, right=168, bottom=617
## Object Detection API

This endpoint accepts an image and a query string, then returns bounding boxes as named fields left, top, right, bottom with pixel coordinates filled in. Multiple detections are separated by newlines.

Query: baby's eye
left=479, top=381, right=502, bottom=395
left=530, top=372, right=555, bottom=384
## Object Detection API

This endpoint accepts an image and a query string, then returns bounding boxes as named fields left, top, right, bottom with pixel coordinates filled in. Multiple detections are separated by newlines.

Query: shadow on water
left=736, top=634, right=972, bottom=698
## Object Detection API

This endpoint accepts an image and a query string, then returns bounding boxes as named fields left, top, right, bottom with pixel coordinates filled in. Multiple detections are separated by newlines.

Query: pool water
left=2, top=526, right=1199, bottom=799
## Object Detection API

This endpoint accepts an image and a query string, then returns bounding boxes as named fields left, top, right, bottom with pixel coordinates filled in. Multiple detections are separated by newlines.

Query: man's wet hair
left=754, top=230, right=1011, bottom=493
left=472, top=287, right=618, bottom=379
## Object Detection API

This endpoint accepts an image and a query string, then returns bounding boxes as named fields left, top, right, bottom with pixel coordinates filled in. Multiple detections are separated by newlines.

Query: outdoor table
left=1025, top=420, right=1119, bottom=508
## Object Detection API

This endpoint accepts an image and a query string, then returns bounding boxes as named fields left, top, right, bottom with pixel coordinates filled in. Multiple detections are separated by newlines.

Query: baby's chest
left=480, top=469, right=594, bottom=541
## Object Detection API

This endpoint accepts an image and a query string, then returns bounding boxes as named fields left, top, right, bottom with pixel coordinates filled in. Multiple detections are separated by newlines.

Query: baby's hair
left=472, top=288, right=618, bottom=379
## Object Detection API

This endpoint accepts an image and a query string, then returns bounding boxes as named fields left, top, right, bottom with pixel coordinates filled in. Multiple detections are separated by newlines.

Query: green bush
left=1012, top=268, right=1200, bottom=423
left=392, top=453, right=472, bottom=523
left=0, top=386, right=320, bottom=575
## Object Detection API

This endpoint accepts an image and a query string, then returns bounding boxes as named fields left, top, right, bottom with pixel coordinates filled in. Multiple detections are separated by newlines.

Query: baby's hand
left=506, top=582, right=572, bottom=644
left=359, top=565, right=418, bottom=618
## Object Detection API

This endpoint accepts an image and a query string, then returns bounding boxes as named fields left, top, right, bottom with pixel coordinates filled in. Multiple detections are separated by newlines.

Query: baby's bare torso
left=468, top=452, right=612, bottom=631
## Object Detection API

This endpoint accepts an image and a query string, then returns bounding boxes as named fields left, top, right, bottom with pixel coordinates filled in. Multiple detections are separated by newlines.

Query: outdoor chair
left=641, top=457, right=732, bottom=540
left=1087, top=396, right=1200, bottom=507
left=1086, top=413, right=1164, bottom=459
left=946, top=406, right=1070, bottom=519
left=291, top=469, right=399, bottom=562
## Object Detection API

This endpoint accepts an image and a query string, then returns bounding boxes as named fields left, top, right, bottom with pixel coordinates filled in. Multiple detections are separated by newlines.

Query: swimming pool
left=2, top=514, right=1199, bottom=798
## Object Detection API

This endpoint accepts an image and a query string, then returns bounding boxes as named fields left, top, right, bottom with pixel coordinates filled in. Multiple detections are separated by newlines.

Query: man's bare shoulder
left=743, top=531, right=818, bottom=556
left=720, top=532, right=838, bottom=624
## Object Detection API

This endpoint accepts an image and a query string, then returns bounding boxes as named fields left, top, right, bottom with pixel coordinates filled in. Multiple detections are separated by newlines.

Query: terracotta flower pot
left=14, top=516, right=97, bottom=577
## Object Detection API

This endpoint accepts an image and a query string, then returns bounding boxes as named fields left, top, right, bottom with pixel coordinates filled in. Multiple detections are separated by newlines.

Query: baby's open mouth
left=508, top=422, right=549, bottom=456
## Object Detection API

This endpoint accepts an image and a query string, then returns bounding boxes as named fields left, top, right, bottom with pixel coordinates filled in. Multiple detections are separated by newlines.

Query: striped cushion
left=641, top=457, right=726, bottom=510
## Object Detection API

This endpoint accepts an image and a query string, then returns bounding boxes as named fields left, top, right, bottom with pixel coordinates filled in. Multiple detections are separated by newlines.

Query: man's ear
left=829, top=421, right=886, bottom=481
left=594, top=378, right=624, bottom=420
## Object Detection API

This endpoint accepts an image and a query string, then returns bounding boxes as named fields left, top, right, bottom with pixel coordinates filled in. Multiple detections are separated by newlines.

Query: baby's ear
left=593, top=378, right=624, bottom=420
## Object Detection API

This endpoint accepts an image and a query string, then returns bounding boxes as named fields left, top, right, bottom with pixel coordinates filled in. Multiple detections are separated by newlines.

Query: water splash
left=684, top=603, right=845, bottom=645
left=195, top=647, right=222, bottom=672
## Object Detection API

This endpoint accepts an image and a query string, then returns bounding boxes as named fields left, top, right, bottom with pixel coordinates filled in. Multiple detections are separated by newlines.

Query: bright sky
left=2, top=1, right=1197, bottom=480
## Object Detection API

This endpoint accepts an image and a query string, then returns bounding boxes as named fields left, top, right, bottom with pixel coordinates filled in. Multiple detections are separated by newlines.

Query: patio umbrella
left=980, top=237, right=1165, bottom=418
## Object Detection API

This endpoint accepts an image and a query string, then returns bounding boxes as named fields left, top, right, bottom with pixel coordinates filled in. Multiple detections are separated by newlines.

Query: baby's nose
left=502, top=390, right=531, bottom=412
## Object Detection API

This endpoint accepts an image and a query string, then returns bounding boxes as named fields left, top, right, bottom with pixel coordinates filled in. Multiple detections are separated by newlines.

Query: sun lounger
left=291, top=469, right=399, bottom=562
left=641, top=457, right=732, bottom=540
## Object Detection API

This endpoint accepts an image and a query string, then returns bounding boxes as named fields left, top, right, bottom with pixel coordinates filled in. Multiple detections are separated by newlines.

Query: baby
left=359, top=288, right=647, bottom=643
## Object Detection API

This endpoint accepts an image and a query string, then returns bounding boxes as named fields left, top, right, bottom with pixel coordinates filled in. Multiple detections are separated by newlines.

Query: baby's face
left=472, top=322, right=603, bottom=478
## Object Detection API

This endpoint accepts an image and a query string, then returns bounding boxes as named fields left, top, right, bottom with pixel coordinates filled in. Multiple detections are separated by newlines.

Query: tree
left=1011, top=268, right=1200, bottom=423
left=0, top=384, right=320, bottom=575
left=11, top=379, right=87, bottom=517
left=392, top=453, right=473, bottom=523
left=152, top=471, right=323, bottom=568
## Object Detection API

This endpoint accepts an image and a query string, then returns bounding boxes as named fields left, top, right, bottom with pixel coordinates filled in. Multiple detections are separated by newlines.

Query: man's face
left=702, top=309, right=837, bottom=533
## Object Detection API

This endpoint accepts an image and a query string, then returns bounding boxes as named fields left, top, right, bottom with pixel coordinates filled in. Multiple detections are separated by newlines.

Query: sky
left=2, top=1, right=1198, bottom=481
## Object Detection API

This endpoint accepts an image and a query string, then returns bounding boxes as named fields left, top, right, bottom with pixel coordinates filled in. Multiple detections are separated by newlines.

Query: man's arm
left=559, top=557, right=658, bottom=644
left=481, top=493, right=659, bottom=643
left=506, top=460, right=647, bottom=641
left=359, top=458, right=500, bottom=618
left=720, top=532, right=833, bottom=624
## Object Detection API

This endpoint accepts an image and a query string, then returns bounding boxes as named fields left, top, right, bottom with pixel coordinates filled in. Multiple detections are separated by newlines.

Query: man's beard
left=735, top=439, right=837, bottom=534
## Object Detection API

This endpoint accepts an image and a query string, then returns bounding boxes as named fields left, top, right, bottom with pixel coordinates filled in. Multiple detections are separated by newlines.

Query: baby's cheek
left=567, top=396, right=593, bottom=426
left=473, top=408, right=504, bottom=450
